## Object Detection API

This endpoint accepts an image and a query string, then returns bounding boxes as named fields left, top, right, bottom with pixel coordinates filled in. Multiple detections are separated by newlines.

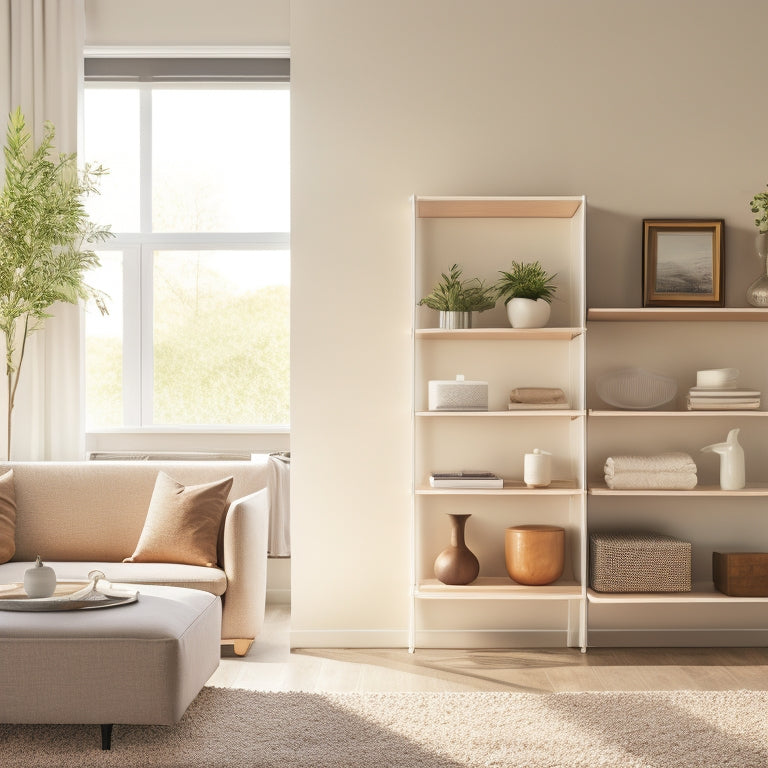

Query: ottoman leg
left=101, top=723, right=113, bottom=750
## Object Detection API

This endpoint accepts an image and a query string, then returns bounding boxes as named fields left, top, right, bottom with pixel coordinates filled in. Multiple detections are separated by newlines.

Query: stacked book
left=686, top=387, right=761, bottom=411
left=429, top=471, right=503, bottom=488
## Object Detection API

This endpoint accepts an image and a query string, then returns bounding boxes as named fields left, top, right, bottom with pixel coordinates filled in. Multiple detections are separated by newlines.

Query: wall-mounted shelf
left=417, top=410, right=585, bottom=419
left=587, top=585, right=768, bottom=604
left=588, top=482, right=768, bottom=497
left=588, top=308, right=768, bottom=322
left=588, top=410, right=768, bottom=418
left=416, top=578, right=583, bottom=599
left=416, top=328, right=584, bottom=341
left=586, top=305, right=768, bottom=647
left=417, top=479, right=582, bottom=495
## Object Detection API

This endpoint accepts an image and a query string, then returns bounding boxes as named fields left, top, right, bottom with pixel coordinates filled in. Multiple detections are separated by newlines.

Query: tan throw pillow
left=0, top=469, right=15, bottom=563
left=124, top=472, right=234, bottom=567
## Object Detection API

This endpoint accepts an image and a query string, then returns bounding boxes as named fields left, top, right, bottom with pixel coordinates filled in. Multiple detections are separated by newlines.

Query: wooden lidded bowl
left=505, top=525, right=565, bottom=585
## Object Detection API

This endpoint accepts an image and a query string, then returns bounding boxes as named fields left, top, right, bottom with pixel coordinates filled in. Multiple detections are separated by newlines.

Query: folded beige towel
left=604, top=452, right=697, bottom=475
left=605, top=471, right=698, bottom=490
left=510, top=387, right=567, bottom=404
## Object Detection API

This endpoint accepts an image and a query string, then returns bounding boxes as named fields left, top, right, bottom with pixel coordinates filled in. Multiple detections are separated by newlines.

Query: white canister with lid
left=524, top=449, right=552, bottom=488
left=24, top=555, right=57, bottom=598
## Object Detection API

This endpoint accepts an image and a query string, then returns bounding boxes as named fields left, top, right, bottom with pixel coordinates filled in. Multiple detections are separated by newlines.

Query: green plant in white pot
left=418, top=263, right=496, bottom=329
left=0, top=107, right=112, bottom=458
left=495, top=261, right=557, bottom=328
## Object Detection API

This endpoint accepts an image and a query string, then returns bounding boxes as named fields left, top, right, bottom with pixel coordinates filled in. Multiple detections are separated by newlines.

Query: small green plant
left=418, top=263, right=496, bottom=312
left=495, top=261, right=557, bottom=305
left=749, top=185, right=768, bottom=233
left=0, top=107, right=112, bottom=458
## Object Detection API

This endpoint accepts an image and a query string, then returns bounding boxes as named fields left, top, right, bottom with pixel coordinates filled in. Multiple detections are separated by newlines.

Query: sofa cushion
left=0, top=561, right=228, bottom=597
left=0, top=469, right=15, bottom=563
left=124, top=472, right=233, bottom=567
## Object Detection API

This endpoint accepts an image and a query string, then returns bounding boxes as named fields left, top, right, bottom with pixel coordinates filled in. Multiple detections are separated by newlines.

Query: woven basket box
left=590, top=533, right=691, bottom=593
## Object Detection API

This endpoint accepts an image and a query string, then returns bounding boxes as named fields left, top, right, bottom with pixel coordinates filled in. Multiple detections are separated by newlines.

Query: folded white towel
left=604, top=452, right=697, bottom=475
left=605, top=470, right=698, bottom=490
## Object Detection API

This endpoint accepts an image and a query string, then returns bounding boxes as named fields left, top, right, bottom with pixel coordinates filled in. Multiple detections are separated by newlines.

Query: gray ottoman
left=0, top=584, right=221, bottom=749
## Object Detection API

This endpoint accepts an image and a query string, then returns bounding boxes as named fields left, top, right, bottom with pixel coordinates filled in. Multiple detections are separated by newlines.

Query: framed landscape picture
left=642, top=219, right=725, bottom=307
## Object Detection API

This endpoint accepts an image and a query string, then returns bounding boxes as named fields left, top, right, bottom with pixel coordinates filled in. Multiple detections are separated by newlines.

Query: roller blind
left=84, top=57, right=290, bottom=82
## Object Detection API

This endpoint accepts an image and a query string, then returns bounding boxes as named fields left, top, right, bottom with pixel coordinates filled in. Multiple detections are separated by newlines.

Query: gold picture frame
left=643, top=219, right=725, bottom=307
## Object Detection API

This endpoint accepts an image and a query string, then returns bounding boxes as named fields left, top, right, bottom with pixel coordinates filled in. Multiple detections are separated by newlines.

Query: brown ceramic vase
left=434, top=513, right=480, bottom=585
left=504, top=524, right=565, bottom=585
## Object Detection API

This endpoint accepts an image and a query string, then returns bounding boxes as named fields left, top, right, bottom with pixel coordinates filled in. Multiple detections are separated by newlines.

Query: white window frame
left=83, top=51, right=290, bottom=451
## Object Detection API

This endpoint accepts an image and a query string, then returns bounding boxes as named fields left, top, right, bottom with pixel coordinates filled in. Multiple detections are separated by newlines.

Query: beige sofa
left=0, top=460, right=273, bottom=656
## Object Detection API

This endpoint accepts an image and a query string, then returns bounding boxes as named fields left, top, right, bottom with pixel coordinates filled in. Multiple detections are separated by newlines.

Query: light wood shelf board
left=588, top=482, right=768, bottom=496
left=417, top=410, right=585, bottom=419
left=587, top=583, right=768, bottom=604
left=415, top=197, right=583, bottom=219
left=588, top=307, right=768, bottom=322
left=589, top=409, right=768, bottom=417
left=417, top=479, right=583, bottom=495
left=415, top=327, right=584, bottom=341
left=416, top=577, right=583, bottom=600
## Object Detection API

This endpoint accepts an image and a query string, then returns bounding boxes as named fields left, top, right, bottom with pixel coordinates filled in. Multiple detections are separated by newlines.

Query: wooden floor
left=207, top=605, right=768, bottom=693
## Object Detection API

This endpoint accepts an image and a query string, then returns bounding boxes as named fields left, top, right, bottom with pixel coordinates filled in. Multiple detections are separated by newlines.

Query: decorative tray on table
left=0, top=570, right=138, bottom=611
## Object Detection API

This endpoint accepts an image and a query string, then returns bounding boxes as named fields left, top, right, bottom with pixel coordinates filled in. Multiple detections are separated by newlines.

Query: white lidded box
left=428, top=375, right=488, bottom=411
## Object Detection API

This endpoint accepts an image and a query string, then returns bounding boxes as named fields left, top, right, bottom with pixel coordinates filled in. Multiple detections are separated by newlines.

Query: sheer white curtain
left=0, top=0, right=85, bottom=459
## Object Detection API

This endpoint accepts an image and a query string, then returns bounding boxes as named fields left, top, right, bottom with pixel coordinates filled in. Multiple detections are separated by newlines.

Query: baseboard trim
left=588, top=628, right=768, bottom=647
left=288, top=628, right=574, bottom=649
left=290, top=629, right=410, bottom=648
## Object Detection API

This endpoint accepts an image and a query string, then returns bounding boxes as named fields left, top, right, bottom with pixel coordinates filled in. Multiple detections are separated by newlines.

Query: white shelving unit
left=410, top=195, right=587, bottom=652
left=586, top=307, right=768, bottom=646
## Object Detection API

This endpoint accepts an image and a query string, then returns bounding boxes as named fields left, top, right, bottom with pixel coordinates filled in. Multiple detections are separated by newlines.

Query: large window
left=82, top=58, right=290, bottom=431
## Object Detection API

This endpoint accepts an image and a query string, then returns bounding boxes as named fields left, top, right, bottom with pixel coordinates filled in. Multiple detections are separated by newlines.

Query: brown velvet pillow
left=0, top=469, right=15, bottom=563
left=124, top=472, right=233, bottom=567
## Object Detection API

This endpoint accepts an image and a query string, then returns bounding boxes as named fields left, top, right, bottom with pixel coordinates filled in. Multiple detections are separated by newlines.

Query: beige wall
left=289, top=0, right=768, bottom=646
left=85, top=0, right=768, bottom=645
left=84, top=0, right=289, bottom=46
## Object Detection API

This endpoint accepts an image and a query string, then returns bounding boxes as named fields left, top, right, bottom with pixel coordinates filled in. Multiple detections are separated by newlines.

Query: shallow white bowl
left=596, top=367, right=677, bottom=410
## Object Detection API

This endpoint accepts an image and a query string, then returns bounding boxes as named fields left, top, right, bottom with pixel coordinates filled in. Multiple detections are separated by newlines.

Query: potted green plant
left=0, top=107, right=112, bottom=458
left=418, top=263, right=496, bottom=329
left=494, top=260, right=557, bottom=328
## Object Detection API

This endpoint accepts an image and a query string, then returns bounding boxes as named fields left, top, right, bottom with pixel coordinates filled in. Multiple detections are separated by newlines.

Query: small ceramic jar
left=24, top=555, right=57, bottom=598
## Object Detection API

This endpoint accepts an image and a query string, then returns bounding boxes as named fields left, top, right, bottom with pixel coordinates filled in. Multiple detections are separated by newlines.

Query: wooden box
left=713, top=552, right=768, bottom=597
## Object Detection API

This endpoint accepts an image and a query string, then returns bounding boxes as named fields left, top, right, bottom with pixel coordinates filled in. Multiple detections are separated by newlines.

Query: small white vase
left=506, top=298, right=551, bottom=328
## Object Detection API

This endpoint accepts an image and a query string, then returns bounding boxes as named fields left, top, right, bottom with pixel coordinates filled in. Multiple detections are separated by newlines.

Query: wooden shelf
left=588, top=409, right=768, bottom=417
left=415, top=327, right=584, bottom=341
left=588, top=307, right=768, bottom=322
left=416, top=577, right=583, bottom=600
left=417, top=409, right=584, bottom=419
left=415, top=196, right=583, bottom=220
left=587, top=583, right=768, bottom=604
left=588, top=482, right=768, bottom=496
left=417, top=479, right=582, bottom=495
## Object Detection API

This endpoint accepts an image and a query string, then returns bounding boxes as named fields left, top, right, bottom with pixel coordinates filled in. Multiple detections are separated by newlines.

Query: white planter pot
left=506, top=298, right=551, bottom=328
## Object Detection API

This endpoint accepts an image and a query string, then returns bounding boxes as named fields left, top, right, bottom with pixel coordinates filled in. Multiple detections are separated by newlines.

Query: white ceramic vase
left=506, top=298, right=551, bottom=328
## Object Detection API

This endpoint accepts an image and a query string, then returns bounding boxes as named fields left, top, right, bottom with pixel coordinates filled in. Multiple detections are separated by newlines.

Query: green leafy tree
left=0, top=108, right=112, bottom=457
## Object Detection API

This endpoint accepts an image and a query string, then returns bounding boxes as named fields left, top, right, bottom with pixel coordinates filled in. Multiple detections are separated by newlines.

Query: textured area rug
left=1, top=687, right=767, bottom=767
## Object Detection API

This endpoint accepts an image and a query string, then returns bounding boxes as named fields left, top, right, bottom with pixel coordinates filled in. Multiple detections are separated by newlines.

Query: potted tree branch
left=0, top=108, right=112, bottom=458
left=495, top=261, right=557, bottom=328
left=418, top=263, right=496, bottom=329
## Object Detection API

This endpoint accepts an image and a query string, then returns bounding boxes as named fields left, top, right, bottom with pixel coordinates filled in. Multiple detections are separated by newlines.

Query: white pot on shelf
left=506, top=298, right=551, bottom=328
